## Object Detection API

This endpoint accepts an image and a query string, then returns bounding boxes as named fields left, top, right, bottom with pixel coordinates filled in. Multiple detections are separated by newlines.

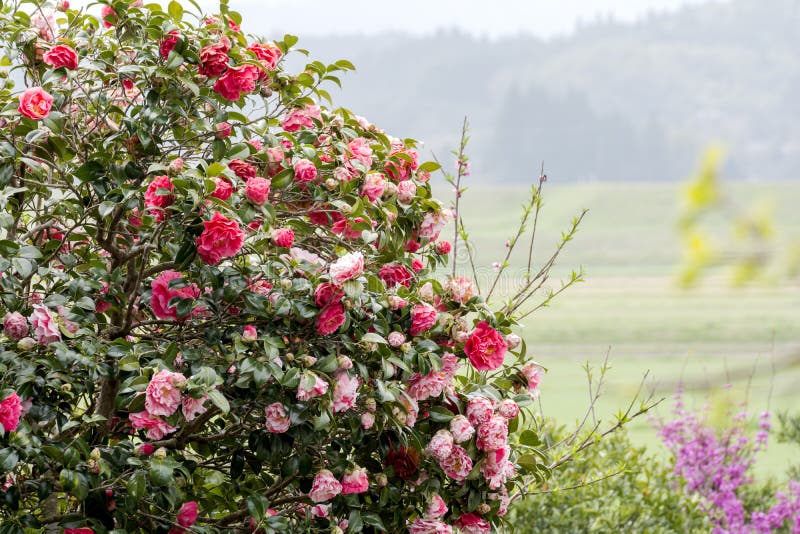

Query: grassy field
left=440, top=181, right=800, bottom=479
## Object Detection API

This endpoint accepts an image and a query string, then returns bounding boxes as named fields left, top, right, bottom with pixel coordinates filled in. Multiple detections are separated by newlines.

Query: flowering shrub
left=656, top=394, right=800, bottom=532
left=0, top=1, right=597, bottom=532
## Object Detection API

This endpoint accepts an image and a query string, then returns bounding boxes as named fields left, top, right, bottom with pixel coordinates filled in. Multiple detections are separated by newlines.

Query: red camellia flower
left=454, top=513, right=491, bottom=534
left=245, top=176, right=271, bottom=205
left=293, top=158, right=317, bottom=183
left=247, top=42, right=282, bottom=79
left=385, top=445, right=419, bottom=480
left=316, top=303, right=345, bottom=336
left=64, top=529, right=95, bottom=534
left=196, top=211, right=245, bottom=265
left=271, top=227, right=294, bottom=248
left=160, top=30, right=180, bottom=59
left=464, top=321, right=508, bottom=371
left=211, top=177, right=233, bottom=200
left=150, top=270, right=201, bottom=321
left=314, top=282, right=343, bottom=308
left=198, top=36, right=230, bottom=77
left=379, top=263, right=413, bottom=288
left=213, top=64, right=259, bottom=101
left=17, top=87, right=53, bottom=120
left=228, top=159, right=256, bottom=181
left=100, top=4, right=117, bottom=27
left=0, top=392, right=22, bottom=432
left=43, top=44, right=78, bottom=70
left=144, top=174, right=174, bottom=221
left=168, top=501, right=198, bottom=534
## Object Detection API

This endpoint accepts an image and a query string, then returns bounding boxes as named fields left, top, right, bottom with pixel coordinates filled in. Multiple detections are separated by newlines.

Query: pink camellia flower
left=280, top=104, right=322, bottom=132
left=418, top=209, right=451, bottom=241
left=409, top=518, right=453, bottom=534
left=387, top=331, right=405, bottom=347
left=149, top=270, right=200, bottom=321
left=310, top=504, right=329, bottom=518
left=43, top=44, right=78, bottom=70
left=505, top=333, right=522, bottom=350
left=0, top=392, right=23, bottom=432
left=520, top=362, right=543, bottom=397
left=17, top=87, right=53, bottom=120
left=159, top=30, right=180, bottom=59
left=182, top=395, right=208, bottom=422
left=329, top=251, right=364, bottom=286
left=316, top=303, right=345, bottom=336
left=100, top=4, right=117, bottom=27
left=245, top=176, right=271, bottom=205
left=296, top=372, right=329, bottom=402
left=435, top=241, right=452, bottom=255
left=309, top=470, right=342, bottom=503
left=425, top=494, right=448, bottom=519
left=441, top=353, right=460, bottom=380
left=387, top=295, right=409, bottom=310
left=198, top=36, right=230, bottom=77
left=242, top=325, right=257, bottom=342
left=409, top=303, right=437, bottom=337
left=145, top=369, right=186, bottom=417
left=438, top=444, right=473, bottom=483
left=476, top=415, right=509, bottom=452
left=272, top=228, right=294, bottom=248
left=264, top=402, right=291, bottom=433
left=293, top=158, right=317, bottom=183
left=497, top=399, right=519, bottom=420
left=360, top=412, right=375, bottom=429
left=454, top=513, right=490, bottom=534
left=213, top=64, right=259, bottom=101
left=3, top=312, right=28, bottom=340
left=407, top=371, right=448, bottom=402
left=450, top=415, right=475, bottom=443
left=345, top=137, right=373, bottom=169
left=144, top=175, right=174, bottom=221
left=425, top=429, right=454, bottom=462
left=361, top=172, right=386, bottom=202
left=332, top=371, right=359, bottom=413
left=211, top=177, right=233, bottom=200
left=411, top=258, right=424, bottom=273
left=196, top=211, right=245, bottom=265
left=215, top=121, right=232, bottom=138
left=464, top=321, right=507, bottom=372
left=63, top=529, right=94, bottom=534
left=405, top=239, right=421, bottom=253
left=340, top=466, right=369, bottom=494
left=397, top=180, right=417, bottom=204
left=29, top=304, right=61, bottom=345
left=129, top=411, right=177, bottom=440
left=448, top=277, right=476, bottom=305
left=466, top=397, right=494, bottom=427
left=137, top=443, right=155, bottom=456
left=228, top=159, right=256, bottom=181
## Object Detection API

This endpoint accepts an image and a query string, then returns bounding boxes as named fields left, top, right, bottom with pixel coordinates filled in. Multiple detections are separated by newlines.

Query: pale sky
left=195, top=0, right=722, bottom=39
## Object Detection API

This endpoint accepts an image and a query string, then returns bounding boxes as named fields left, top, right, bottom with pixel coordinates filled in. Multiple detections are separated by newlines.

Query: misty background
left=213, top=0, right=800, bottom=183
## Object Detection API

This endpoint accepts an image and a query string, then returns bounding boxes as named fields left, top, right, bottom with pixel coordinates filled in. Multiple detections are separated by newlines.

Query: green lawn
left=439, top=181, right=800, bottom=479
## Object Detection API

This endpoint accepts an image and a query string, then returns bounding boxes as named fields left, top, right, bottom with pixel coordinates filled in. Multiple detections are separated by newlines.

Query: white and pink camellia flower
left=329, top=251, right=364, bottom=286
left=308, top=470, right=342, bottom=503
left=418, top=208, right=451, bottom=241
left=497, top=398, right=520, bottom=420
left=332, top=371, right=359, bottom=413
left=264, top=402, right=291, bottom=433
left=438, top=444, right=473, bottom=482
left=450, top=415, right=475, bottom=443
left=145, top=370, right=186, bottom=417
left=521, top=362, right=543, bottom=397
left=454, top=513, right=491, bottom=534
left=29, top=305, right=61, bottom=345
left=425, top=429, right=454, bottom=462
left=340, top=466, right=369, bottom=494
left=296, top=372, right=329, bottom=401
left=448, top=277, right=477, bottom=305
left=409, top=518, right=453, bottom=534
left=425, top=494, right=448, bottom=519
left=466, top=397, right=494, bottom=427
left=476, top=415, right=509, bottom=452
left=181, top=395, right=208, bottom=422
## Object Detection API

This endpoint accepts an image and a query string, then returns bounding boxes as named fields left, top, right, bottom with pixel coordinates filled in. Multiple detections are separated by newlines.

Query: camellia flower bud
left=301, top=355, right=317, bottom=367
left=284, top=352, right=295, bottom=363
left=17, top=337, right=36, bottom=351
left=506, top=333, right=522, bottom=349
left=418, top=282, right=434, bottom=302
left=375, top=473, right=388, bottom=487
left=364, top=398, right=377, bottom=413
left=280, top=278, right=293, bottom=290
left=153, top=447, right=167, bottom=459
left=477, top=503, right=491, bottom=515
left=324, top=178, right=338, bottom=191
left=90, top=447, right=101, bottom=460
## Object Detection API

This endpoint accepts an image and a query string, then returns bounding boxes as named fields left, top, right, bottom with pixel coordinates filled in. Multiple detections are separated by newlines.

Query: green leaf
left=0, top=449, right=18, bottom=472
left=127, top=470, right=146, bottom=501
left=207, top=389, right=230, bottom=413
left=519, top=429, right=541, bottom=447
left=149, top=459, right=173, bottom=486
left=361, top=332, right=387, bottom=344
left=168, top=0, right=183, bottom=20
left=247, top=494, right=270, bottom=522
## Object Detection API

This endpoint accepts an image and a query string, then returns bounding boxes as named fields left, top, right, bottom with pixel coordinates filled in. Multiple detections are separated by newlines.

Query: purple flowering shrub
left=656, top=392, right=800, bottom=533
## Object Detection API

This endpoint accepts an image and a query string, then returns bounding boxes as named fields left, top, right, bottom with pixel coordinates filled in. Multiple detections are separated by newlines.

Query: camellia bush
left=0, top=1, right=641, bottom=532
